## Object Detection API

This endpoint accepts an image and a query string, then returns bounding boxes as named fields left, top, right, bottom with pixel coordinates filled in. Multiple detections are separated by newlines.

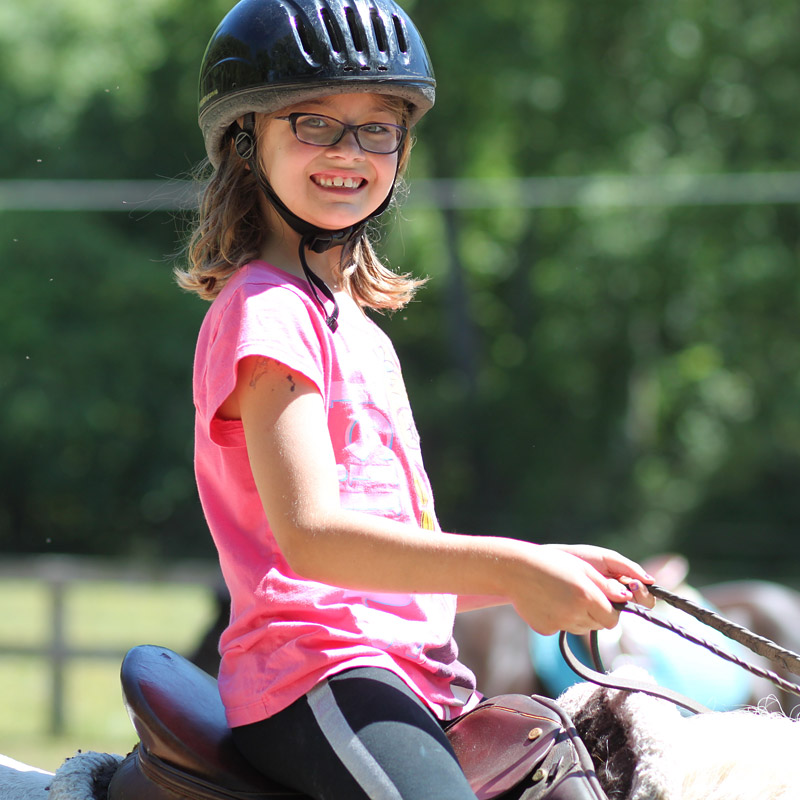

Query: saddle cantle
left=108, top=645, right=306, bottom=799
left=108, top=645, right=608, bottom=800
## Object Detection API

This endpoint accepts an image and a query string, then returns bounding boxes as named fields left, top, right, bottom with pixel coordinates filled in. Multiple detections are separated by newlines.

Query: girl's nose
left=327, top=130, right=366, bottom=158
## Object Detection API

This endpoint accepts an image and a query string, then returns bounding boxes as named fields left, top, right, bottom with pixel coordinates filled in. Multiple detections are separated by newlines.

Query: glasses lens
left=293, top=115, right=342, bottom=146
left=290, top=114, right=405, bottom=154
left=356, top=123, right=403, bottom=154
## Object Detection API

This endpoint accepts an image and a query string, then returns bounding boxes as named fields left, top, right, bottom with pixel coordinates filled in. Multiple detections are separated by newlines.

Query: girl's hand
left=507, top=545, right=627, bottom=636
left=550, top=543, right=655, bottom=609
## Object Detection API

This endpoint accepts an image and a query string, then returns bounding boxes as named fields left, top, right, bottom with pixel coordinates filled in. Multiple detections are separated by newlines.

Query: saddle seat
left=109, top=644, right=607, bottom=800
left=110, top=644, right=304, bottom=799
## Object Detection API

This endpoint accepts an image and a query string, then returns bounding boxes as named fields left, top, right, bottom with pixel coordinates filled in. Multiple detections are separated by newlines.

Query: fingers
left=600, top=552, right=655, bottom=585
left=604, top=577, right=635, bottom=603
left=620, top=577, right=656, bottom=608
left=572, top=569, right=625, bottom=631
left=588, top=603, right=622, bottom=631
left=517, top=545, right=647, bottom=635
left=598, top=570, right=656, bottom=610
left=584, top=549, right=658, bottom=610
left=551, top=544, right=656, bottom=590
left=561, top=579, right=653, bottom=634
left=560, top=597, right=620, bottom=634
left=576, top=575, right=654, bottom=635
left=534, top=603, right=621, bottom=636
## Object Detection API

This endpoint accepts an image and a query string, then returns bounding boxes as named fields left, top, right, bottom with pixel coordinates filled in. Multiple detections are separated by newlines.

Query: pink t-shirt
left=193, top=261, right=477, bottom=727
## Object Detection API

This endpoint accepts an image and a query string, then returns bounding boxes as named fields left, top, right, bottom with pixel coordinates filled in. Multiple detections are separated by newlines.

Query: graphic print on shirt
left=375, top=337, right=436, bottom=533
left=373, top=334, right=421, bottom=454
left=414, top=472, right=435, bottom=531
left=329, top=334, right=431, bottom=525
left=329, top=330, right=438, bottom=614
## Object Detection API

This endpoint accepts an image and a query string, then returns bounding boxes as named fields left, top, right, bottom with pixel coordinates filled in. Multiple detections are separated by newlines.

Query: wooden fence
left=0, top=555, right=219, bottom=735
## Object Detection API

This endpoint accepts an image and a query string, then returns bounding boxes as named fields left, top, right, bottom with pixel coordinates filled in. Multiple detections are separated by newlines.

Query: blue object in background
left=529, top=608, right=753, bottom=711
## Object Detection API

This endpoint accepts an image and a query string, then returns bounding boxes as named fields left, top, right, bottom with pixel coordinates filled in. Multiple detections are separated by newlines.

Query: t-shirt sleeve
left=197, top=282, right=328, bottom=447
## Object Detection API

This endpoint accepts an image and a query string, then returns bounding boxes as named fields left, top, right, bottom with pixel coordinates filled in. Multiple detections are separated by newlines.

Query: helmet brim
left=200, top=78, right=434, bottom=168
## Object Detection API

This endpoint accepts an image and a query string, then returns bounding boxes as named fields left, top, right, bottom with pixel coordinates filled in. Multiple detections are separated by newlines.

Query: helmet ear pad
left=234, top=129, right=255, bottom=161
left=227, top=114, right=257, bottom=168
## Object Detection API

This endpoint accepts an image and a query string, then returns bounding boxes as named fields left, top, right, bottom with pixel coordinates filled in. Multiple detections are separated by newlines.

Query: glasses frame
left=275, top=112, right=408, bottom=155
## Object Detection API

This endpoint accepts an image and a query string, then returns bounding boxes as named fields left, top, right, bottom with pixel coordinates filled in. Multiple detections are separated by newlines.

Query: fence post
left=0, top=555, right=220, bottom=735
left=49, top=576, right=66, bottom=736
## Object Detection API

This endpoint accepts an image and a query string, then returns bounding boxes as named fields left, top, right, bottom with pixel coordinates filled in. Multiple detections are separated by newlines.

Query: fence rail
left=3, top=171, right=800, bottom=212
left=0, top=555, right=219, bottom=735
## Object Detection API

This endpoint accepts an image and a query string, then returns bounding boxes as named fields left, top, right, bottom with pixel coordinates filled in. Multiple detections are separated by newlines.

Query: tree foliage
left=2, top=0, right=799, bottom=579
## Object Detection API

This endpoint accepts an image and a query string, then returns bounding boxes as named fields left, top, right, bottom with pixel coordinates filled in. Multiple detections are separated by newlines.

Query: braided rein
left=560, top=583, right=800, bottom=714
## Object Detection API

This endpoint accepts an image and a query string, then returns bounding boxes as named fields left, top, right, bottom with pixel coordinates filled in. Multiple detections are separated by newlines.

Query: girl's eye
left=362, top=124, right=391, bottom=135
left=299, top=115, right=330, bottom=130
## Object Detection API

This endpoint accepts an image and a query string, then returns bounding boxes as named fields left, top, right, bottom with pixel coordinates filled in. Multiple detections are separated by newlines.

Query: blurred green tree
left=384, top=0, right=800, bottom=579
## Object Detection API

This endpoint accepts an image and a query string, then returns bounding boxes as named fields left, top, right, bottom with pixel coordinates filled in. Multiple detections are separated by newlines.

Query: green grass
left=0, top=576, right=216, bottom=771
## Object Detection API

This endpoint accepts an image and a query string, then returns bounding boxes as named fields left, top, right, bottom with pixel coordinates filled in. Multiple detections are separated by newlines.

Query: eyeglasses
left=275, top=112, right=407, bottom=154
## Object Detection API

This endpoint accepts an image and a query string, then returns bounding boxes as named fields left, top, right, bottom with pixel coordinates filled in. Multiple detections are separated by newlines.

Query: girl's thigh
left=232, top=666, right=478, bottom=800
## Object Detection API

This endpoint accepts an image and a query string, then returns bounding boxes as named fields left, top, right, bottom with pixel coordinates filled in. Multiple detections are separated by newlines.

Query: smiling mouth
left=313, top=175, right=364, bottom=189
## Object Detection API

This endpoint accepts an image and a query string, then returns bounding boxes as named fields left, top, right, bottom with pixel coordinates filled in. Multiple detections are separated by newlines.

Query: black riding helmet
left=198, top=0, right=436, bottom=330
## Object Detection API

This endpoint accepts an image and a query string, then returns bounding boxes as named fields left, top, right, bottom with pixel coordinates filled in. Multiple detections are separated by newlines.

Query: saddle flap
left=445, top=694, right=565, bottom=800
left=119, top=645, right=299, bottom=796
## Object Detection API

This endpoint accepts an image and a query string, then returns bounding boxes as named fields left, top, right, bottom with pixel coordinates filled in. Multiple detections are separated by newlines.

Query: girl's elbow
left=273, top=523, right=325, bottom=580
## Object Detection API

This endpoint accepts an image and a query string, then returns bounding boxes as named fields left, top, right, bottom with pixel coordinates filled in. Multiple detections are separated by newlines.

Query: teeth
left=315, top=176, right=362, bottom=189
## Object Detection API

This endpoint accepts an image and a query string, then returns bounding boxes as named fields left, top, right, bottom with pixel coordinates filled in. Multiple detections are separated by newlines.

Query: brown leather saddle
left=108, top=645, right=607, bottom=800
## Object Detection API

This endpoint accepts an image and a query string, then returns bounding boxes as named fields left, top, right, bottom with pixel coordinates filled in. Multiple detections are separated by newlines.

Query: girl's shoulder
left=210, top=261, right=315, bottom=320
left=222, top=260, right=306, bottom=296
left=204, top=260, right=332, bottom=348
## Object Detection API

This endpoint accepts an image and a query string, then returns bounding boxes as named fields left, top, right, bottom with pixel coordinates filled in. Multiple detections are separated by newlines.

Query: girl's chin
left=306, top=208, right=378, bottom=231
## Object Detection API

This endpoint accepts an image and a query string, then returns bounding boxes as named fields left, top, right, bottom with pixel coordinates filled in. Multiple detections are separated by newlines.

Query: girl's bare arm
left=231, top=355, right=652, bottom=635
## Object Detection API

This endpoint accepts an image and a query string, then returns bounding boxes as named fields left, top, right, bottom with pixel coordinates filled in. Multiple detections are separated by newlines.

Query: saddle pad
left=119, top=645, right=305, bottom=798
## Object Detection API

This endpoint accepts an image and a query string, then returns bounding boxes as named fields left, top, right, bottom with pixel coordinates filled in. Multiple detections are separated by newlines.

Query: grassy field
left=0, top=574, right=216, bottom=771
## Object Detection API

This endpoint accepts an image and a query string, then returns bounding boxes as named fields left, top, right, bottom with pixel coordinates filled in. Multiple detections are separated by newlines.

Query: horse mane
left=559, top=667, right=682, bottom=800
left=566, top=689, right=636, bottom=798
left=558, top=666, right=800, bottom=800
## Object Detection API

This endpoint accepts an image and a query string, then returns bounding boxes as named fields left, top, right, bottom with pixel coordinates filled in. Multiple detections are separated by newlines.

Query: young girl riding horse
left=177, top=1, right=654, bottom=797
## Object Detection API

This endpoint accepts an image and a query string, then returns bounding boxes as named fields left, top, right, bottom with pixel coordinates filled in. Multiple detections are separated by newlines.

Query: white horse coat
left=0, top=751, right=122, bottom=800
left=558, top=667, right=800, bottom=800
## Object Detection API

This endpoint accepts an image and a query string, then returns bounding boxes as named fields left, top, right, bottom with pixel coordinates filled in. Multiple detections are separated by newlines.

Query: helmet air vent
left=344, top=6, right=366, bottom=53
left=370, top=8, right=388, bottom=53
left=320, top=7, right=345, bottom=53
left=293, top=16, right=315, bottom=59
left=391, top=14, right=408, bottom=53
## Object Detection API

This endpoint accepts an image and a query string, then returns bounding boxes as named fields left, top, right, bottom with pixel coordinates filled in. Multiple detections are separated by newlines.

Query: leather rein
left=559, top=583, right=800, bottom=715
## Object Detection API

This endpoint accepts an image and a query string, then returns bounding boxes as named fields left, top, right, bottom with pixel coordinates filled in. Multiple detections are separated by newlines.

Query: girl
left=177, top=1, right=654, bottom=798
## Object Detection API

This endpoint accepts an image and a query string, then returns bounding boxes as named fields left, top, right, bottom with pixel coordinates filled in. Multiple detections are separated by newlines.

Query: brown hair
left=175, top=98, right=425, bottom=309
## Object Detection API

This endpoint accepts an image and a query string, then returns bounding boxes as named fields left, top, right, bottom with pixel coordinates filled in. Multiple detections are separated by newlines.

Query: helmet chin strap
left=231, top=113, right=397, bottom=332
